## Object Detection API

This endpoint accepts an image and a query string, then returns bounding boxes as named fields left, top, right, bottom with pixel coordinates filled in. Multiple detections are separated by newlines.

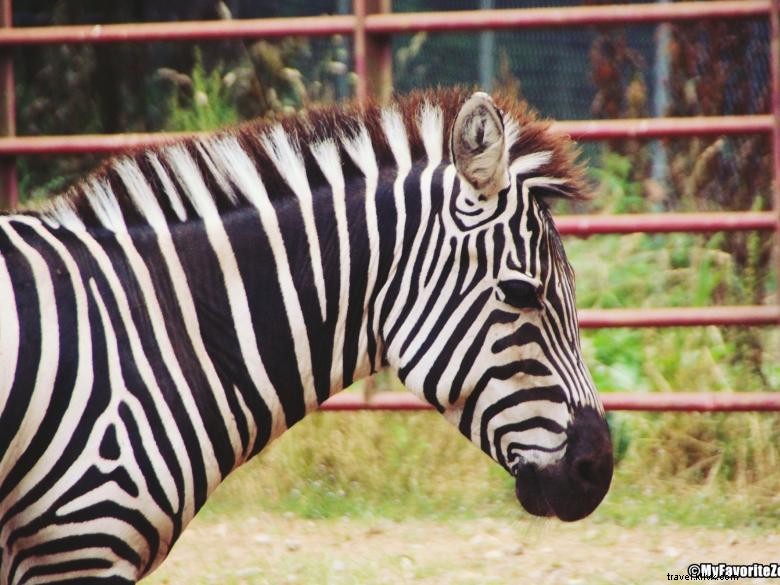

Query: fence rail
left=366, top=0, right=769, bottom=32
left=579, top=306, right=780, bottom=328
left=0, top=115, right=773, bottom=157
left=0, top=1, right=768, bottom=47
left=321, top=392, right=780, bottom=412
left=555, top=211, right=777, bottom=236
left=1, top=0, right=778, bottom=412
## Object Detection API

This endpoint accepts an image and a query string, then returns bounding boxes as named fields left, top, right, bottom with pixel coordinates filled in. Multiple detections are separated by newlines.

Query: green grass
left=197, top=407, right=780, bottom=532
left=164, top=50, right=239, bottom=132
left=568, top=232, right=779, bottom=393
left=201, top=411, right=514, bottom=523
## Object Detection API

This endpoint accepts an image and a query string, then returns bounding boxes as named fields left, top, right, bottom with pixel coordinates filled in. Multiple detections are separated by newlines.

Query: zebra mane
left=36, top=87, right=588, bottom=232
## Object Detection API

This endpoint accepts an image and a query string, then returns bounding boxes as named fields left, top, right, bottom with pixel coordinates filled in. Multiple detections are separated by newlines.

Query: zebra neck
left=159, top=165, right=410, bottom=466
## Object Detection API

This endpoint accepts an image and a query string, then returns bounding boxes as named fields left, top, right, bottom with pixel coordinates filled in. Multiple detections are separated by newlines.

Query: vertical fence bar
left=479, top=0, right=495, bottom=91
left=354, top=0, right=392, bottom=105
left=353, top=0, right=368, bottom=104
left=365, top=0, right=392, bottom=103
left=772, top=0, right=780, bottom=303
left=0, top=0, right=16, bottom=209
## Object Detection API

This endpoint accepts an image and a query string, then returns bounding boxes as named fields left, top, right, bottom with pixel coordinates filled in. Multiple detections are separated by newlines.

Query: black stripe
left=493, top=417, right=566, bottom=469
left=397, top=234, right=457, bottom=360
left=0, top=224, right=43, bottom=503
left=423, top=215, right=445, bottom=288
left=458, top=351, right=555, bottom=438
left=171, top=213, right=280, bottom=453
left=273, top=185, right=331, bottom=409
left=16, top=558, right=114, bottom=583
left=342, top=169, right=370, bottom=387
left=188, top=141, right=236, bottom=214
left=492, top=226, right=505, bottom=280
left=377, top=164, right=424, bottom=338
left=479, top=385, right=565, bottom=453
left=2, top=271, right=112, bottom=548
left=13, top=534, right=139, bottom=581
left=220, top=208, right=302, bottom=434
left=156, top=153, right=199, bottom=219
left=412, top=289, right=492, bottom=411
left=366, top=166, right=399, bottom=371
left=447, top=309, right=530, bottom=405
left=104, top=165, right=146, bottom=227
left=0, top=222, right=80, bottom=512
left=384, top=167, right=438, bottom=352
left=136, top=153, right=185, bottom=224
left=307, top=171, right=342, bottom=401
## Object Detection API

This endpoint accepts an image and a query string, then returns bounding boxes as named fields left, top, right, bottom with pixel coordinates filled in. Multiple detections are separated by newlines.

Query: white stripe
left=196, top=140, right=238, bottom=204
left=310, top=139, right=350, bottom=391
left=147, top=152, right=188, bottom=222
left=166, top=144, right=220, bottom=219
left=118, top=157, right=170, bottom=231
left=14, top=523, right=137, bottom=582
left=504, top=116, right=521, bottom=153
left=383, top=110, right=442, bottom=350
left=170, top=141, right=301, bottom=421
left=0, top=220, right=61, bottom=516
left=40, top=196, right=86, bottom=231
left=418, top=103, right=444, bottom=164
left=340, top=124, right=380, bottom=370
left=460, top=233, right=479, bottom=296
left=120, top=161, right=248, bottom=456
left=0, top=254, right=19, bottom=419
left=84, top=277, right=175, bottom=572
left=63, top=226, right=209, bottom=522
left=0, top=219, right=97, bottom=526
left=115, top=159, right=243, bottom=466
left=509, top=151, right=553, bottom=176
left=85, top=177, right=127, bottom=232
left=233, top=384, right=257, bottom=452
left=381, top=107, right=412, bottom=171
left=373, top=110, right=412, bottom=346
left=439, top=164, right=459, bottom=236
left=261, top=126, right=328, bottom=322
left=418, top=214, right=441, bottom=292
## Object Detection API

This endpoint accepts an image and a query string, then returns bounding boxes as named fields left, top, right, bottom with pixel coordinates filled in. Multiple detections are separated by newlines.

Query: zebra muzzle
left=514, top=407, right=613, bottom=521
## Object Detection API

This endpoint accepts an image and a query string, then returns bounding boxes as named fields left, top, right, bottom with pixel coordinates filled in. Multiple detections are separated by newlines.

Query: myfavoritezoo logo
left=666, top=562, right=780, bottom=580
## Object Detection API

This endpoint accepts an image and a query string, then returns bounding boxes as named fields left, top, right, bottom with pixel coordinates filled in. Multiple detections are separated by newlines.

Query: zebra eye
left=497, top=279, right=543, bottom=310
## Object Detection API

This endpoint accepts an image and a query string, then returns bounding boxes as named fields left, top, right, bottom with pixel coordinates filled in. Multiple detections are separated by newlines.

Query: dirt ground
left=142, top=513, right=779, bottom=584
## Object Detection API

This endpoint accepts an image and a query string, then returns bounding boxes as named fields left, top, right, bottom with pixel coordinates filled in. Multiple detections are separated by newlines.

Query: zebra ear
left=451, top=92, right=509, bottom=196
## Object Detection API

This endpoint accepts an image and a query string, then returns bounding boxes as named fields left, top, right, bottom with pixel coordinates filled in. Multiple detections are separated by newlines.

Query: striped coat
left=0, top=89, right=612, bottom=584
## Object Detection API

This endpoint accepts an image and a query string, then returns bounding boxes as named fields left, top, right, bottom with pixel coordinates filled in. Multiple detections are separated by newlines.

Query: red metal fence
left=1, top=0, right=778, bottom=411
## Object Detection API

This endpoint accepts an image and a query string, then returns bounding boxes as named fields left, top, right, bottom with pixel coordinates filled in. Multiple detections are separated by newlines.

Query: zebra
left=0, top=88, right=612, bottom=583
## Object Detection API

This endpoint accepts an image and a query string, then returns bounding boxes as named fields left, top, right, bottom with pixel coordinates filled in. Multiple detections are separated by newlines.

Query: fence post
left=772, top=0, right=780, bottom=304
left=353, top=0, right=392, bottom=105
left=0, top=0, right=17, bottom=209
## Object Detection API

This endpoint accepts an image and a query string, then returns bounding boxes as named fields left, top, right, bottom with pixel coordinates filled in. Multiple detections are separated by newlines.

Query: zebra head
left=383, top=92, right=613, bottom=521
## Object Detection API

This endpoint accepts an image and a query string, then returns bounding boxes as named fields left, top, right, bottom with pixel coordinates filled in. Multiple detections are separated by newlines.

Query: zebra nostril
left=516, top=461, right=539, bottom=479
left=573, top=456, right=597, bottom=487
